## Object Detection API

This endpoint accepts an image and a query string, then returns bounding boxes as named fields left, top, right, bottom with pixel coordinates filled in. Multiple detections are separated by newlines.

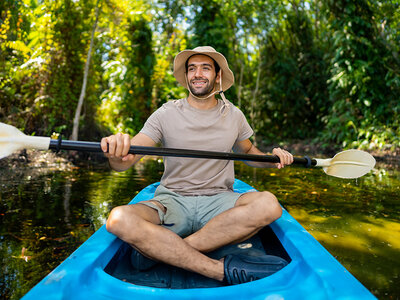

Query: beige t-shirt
left=140, top=98, right=253, bottom=196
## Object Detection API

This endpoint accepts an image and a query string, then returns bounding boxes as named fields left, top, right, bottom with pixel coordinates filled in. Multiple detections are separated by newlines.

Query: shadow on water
left=0, top=157, right=399, bottom=299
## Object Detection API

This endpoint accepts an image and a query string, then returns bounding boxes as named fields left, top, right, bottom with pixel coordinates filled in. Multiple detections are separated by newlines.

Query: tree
left=97, top=0, right=155, bottom=135
left=258, top=1, right=329, bottom=141
left=323, top=0, right=400, bottom=149
left=71, top=0, right=101, bottom=141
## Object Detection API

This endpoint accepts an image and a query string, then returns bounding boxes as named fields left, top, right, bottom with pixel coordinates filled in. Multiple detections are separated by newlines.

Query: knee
left=106, top=206, right=141, bottom=236
left=106, top=206, right=125, bottom=234
left=253, top=192, right=282, bottom=225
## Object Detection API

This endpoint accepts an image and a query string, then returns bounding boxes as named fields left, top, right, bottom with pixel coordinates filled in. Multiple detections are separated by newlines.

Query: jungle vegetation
left=1, top=0, right=399, bottom=151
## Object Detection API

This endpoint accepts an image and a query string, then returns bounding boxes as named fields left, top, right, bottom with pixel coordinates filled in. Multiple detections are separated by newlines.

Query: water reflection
left=236, top=162, right=400, bottom=299
left=0, top=158, right=399, bottom=299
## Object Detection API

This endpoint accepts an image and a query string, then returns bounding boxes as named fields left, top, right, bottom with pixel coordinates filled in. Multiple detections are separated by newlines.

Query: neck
left=187, top=94, right=218, bottom=110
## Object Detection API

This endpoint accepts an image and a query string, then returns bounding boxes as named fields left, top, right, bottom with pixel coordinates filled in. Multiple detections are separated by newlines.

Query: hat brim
left=173, top=49, right=234, bottom=92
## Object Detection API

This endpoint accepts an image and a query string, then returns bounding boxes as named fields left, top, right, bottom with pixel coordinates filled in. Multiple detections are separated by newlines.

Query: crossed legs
left=106, top=191, right=282, bottom=281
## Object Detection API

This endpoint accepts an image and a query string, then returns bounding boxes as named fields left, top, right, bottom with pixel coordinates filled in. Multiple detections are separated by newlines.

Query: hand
left=100, top=133, right=135, bottom=162
left=272, top=147, right=293, bottom=169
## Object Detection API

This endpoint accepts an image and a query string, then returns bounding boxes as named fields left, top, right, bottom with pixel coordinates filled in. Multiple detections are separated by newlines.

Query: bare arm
left=100, top=132, right=156, bottom=172
left=233, top=139, right=293, bottom=169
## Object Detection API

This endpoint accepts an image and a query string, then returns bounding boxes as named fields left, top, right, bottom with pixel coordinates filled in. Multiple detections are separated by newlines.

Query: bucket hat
left=173, top=46, right=235, bottom=92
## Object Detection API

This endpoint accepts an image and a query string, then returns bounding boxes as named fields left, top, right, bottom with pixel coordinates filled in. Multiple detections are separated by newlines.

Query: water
left=0, top=157, right=399, bottom=299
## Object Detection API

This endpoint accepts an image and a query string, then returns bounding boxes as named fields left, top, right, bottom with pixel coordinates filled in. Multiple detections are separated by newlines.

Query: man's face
left=186, top=55, right=220, bottom=97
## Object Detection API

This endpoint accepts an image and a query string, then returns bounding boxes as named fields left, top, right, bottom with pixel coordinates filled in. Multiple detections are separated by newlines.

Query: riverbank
left=0, top=149, right=73, bottom=169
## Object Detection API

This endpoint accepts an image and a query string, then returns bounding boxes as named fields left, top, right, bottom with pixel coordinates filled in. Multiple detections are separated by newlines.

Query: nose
left=194, top=67, right=203, bottom=77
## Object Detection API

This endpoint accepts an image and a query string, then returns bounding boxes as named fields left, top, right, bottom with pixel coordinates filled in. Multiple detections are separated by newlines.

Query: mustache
left=190, top=77, right=209, bottom=83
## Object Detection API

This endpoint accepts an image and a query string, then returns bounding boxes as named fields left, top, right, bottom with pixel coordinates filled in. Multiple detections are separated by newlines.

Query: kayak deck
left=105, top=226, right=291, bottom=289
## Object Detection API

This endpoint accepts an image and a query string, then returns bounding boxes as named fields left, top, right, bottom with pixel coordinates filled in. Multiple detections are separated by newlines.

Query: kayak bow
left=22, top=180, right=376, bottom=300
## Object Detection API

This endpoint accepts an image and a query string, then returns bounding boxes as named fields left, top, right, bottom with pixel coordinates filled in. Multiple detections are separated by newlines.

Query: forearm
left=242, top=144, right=277, bottom=168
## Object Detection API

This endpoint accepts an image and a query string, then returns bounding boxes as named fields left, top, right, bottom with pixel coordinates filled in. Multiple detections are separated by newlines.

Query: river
left=0, top=155, right=399, bottom=299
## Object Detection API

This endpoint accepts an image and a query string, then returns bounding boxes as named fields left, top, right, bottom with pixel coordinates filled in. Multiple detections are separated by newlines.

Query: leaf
left=363, top=99, right=371, bottom=107
left=5, top=41, right=31, bottom=54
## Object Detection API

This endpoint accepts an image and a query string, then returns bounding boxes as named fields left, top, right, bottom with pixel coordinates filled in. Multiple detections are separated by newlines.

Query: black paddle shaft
left=49, top=139, right=317, bottom=167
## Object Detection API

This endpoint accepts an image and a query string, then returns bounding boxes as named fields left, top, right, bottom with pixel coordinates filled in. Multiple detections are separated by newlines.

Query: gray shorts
left=140, top=185, right=242, bottom=237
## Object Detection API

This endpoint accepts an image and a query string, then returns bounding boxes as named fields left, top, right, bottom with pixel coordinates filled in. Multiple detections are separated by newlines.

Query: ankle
left=213, top=259, right=225, bottom=282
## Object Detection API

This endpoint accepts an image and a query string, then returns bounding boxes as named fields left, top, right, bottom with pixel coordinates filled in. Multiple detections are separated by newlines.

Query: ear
left=215, top=70, right=221, bottom=84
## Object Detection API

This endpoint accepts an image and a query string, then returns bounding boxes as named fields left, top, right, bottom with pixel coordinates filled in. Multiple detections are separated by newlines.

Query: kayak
left=22, top=179, right=376, bottom=299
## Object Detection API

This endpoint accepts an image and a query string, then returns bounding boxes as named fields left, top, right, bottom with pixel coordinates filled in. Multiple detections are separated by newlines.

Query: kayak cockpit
left=104, top=225, right=291, bottom=289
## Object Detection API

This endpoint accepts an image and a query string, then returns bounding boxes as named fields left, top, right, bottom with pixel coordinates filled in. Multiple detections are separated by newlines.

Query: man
left=101, top=46, right=293, bottom=285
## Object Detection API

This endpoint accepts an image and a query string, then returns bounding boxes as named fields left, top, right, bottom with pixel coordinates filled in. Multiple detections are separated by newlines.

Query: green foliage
left=1, top=0, right=399, bottom=151
left=323, top=0, right=400, bottom=149
left=120, top=17, right=155, bottom=133
left=151, top=29, right=188, bottom=104
left=188, top=0, right=238, bottom=101
left=259, top=5, right=330, bottom=140
left=98, top=1, right=155, bottom=135
left=0, top=0, right=101, bottom=137
left=190, top=0, right=232, bottom=54
left=0, top=3, right=37, bottom=132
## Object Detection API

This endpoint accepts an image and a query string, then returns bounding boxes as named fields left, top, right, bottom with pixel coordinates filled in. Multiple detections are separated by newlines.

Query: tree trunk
left=237, top=60, right=244, bottom=109
left=315, top=0, right=319, bottom=39
left=70, top=0, right=101, bottom=140
left=250, top=51, right=262, bottom=147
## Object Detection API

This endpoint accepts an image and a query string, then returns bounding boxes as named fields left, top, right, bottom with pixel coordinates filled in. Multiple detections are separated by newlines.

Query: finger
left=122, top=134, right=131, bottom=157
left=280, top=151, right=289, bottom=166
left=114, top=133, right=124, bottom=157
left=272, top=148, right=281, bottom=168
left=281, top=151, right=291, bottom=167
left=288, top=152, right=294, bottom=165
left=122, top=154, right=135, bottom=162
left=273, top=148, right=291, bottom=168
left=273, top=148, right=283, bottom=166
left=108, top=135, right=117, bottom=156
left=282, top=150, right=293, bottom=166
left=100, top=137, right=108, bottom=153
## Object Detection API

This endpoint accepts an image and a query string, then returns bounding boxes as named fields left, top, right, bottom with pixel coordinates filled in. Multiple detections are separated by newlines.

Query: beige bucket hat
left=173, top=46, right=235, bottom=92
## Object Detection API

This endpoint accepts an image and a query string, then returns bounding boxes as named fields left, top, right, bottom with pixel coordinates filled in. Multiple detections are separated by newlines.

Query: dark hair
left=185, top=55, right=220, bottom=74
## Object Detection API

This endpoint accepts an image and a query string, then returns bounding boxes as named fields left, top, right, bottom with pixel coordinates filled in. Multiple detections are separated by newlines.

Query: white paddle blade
left=0, top=122, right=50, bottom=159
left=322, top=149, right=376, bottom=179
left=0, top=122, right=25, bottom=159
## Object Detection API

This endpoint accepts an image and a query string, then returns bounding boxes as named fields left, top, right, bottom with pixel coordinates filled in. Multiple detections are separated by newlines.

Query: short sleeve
left=140, top=109, right=163, bottom=144
left=237, top=109, right=254, bottom=141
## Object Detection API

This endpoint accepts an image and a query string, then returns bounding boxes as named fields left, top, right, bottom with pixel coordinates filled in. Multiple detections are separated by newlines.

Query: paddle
left=0, top=122, right=376, bottom=179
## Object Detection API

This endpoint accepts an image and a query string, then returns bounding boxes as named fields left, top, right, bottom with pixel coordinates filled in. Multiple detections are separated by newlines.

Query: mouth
left=191, top=79, right=208, bottom=87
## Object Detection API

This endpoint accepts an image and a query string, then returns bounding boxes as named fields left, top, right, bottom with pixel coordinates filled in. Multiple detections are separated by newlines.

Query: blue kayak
left=22, top=180, right=376, bottom=299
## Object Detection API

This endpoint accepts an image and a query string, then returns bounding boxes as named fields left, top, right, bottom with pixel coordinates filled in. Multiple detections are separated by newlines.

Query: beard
left=188, top=76, right=217, bottom=97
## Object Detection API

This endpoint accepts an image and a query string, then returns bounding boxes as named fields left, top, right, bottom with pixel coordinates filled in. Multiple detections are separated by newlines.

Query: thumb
left=122, top=154, right=135, bottom=162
